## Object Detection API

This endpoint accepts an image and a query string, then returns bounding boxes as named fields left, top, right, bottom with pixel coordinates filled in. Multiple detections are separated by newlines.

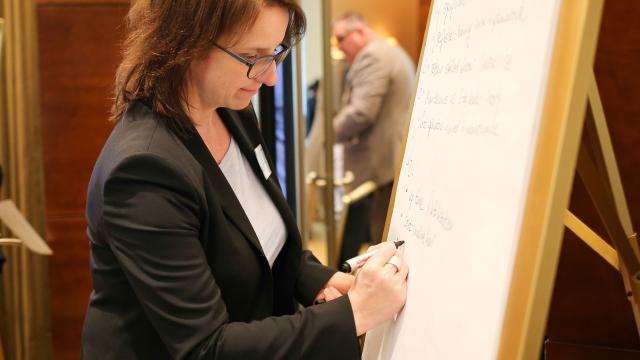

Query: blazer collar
left=179, top=115, right=265, bottom=263
left=178, top=107, right=299, bottom=262
left=217, top=108, right=299, bottom=244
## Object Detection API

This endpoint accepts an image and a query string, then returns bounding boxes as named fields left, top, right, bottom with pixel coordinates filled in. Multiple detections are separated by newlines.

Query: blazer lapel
left=218, top=108, right=300, bottom=244
left=178, top=125, right=267, bottom=260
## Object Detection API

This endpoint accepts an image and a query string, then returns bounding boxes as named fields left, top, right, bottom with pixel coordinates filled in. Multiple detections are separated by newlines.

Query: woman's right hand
left=347, top=242, right=408, bottom=336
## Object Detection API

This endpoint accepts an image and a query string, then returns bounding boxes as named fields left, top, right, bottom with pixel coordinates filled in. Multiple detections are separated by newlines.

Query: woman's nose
left=256, top=61, right=278, bottom=86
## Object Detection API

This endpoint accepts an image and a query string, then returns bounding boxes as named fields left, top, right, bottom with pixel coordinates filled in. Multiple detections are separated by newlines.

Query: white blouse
left=218, top=138, right=286, bottom=267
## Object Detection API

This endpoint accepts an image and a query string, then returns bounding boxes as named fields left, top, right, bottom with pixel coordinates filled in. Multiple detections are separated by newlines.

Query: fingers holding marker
left=362, top=242, right=397, bottom=271
left=347, top=242, right=410, bottom=335
left=384, top=255, right=402, bottom=274
left=341, top=240, right=405, bottom=273
left=395, top=254, right=409, bottom=281
left=365, top=242, right=384, bottom=253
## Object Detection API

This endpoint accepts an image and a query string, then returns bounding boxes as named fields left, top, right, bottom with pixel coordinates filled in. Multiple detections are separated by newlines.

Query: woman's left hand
left=325, top=272, right=355, bottom=294
left=314, top=272, right=355, bottom=304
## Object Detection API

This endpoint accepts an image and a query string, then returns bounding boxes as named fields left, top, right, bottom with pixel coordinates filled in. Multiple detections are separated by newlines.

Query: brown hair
left=111, top=0, right=305, bottom=134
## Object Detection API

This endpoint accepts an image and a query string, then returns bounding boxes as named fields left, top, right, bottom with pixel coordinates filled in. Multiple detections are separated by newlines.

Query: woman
left=81, top=1, right=408, bottom=359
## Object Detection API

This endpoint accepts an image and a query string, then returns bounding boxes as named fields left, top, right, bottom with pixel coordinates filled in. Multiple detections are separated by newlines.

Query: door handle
left=306, top=171, right=354, bottom=187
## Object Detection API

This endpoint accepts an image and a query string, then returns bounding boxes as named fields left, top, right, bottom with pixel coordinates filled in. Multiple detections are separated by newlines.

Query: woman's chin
left=226, top=98, right=253, bottom=110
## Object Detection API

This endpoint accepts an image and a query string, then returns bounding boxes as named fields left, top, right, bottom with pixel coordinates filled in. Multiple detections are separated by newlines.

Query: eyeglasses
left=335, top=29, right=356, bottom=44
left=213, top=43, right=291, bottom=79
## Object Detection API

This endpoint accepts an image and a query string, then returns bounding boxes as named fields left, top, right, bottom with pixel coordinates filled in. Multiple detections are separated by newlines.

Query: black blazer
left=81, top=102, right=360, bottom=359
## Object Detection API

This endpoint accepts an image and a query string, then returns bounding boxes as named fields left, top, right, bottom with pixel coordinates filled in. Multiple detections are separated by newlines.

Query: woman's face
left=186, top=5, right=290, bottom=111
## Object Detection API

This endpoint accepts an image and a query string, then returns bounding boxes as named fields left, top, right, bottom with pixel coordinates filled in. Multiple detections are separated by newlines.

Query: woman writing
left=81, top=1, right=408, bottom=359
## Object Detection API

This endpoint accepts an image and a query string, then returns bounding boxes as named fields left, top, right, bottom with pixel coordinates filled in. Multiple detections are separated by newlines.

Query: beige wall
left=331, top=0, right=421, bottom=62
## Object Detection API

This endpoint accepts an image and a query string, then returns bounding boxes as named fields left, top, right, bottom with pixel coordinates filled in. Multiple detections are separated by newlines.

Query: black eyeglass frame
left=335, top=28, right=357, bottom=44
left=213, top=43, right=291, bottom=79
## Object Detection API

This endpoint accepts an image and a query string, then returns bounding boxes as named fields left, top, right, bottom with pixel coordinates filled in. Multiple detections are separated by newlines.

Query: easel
left=0, top=200, right=52, bottom=256
left=564, top=72, right=640, bottom=333
left=0, top=200, right=53, bottom=360
left=362, top=0, right=640, bottom=358
left=0, top=18, right=7, bottom=360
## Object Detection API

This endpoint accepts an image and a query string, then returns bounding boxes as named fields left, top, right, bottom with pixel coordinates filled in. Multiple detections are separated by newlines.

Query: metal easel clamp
left=0, top=239, right=22, bottom=246
left=306, top=171, right=355, bottom=188
left=342, top=180, right=377, bottom=205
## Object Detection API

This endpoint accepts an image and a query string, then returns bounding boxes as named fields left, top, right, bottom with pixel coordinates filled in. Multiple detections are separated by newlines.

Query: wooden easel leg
left=564, top=211, right=619, bottom=270
left=568, top=72, right=640, bottom=336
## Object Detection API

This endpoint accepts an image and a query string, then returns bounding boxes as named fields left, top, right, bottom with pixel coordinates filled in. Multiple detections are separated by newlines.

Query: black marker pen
left=340, top=240, right=405, bottom=273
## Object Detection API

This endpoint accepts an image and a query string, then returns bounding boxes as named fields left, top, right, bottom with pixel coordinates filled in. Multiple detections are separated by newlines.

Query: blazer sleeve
left=334, top=50, right=391, bottom=143
left=102, top=153, right=360, bottom=360
left=295, top=250, right=337, bottom=306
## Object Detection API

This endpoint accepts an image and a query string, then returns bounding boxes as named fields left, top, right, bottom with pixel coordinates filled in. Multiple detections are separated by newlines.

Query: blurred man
left=332, top=12, right=416, bottom=259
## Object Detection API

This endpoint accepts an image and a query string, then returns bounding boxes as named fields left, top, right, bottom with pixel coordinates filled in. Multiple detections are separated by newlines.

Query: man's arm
left=334, top=51, right=390, bottom=143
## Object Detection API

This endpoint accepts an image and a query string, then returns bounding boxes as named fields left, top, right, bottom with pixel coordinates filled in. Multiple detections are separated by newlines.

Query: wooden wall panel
left=39, top=4, right=127, bottom=214
left=37, top=2, right=129, bottom=359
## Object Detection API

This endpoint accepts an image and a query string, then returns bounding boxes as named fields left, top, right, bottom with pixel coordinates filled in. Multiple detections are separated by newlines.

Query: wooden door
left=37, top=1, right=129, bottom=358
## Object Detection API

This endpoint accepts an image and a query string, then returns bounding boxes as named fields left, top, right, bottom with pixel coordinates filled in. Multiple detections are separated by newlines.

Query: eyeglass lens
left=248, top=45, right=289, bottom=79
